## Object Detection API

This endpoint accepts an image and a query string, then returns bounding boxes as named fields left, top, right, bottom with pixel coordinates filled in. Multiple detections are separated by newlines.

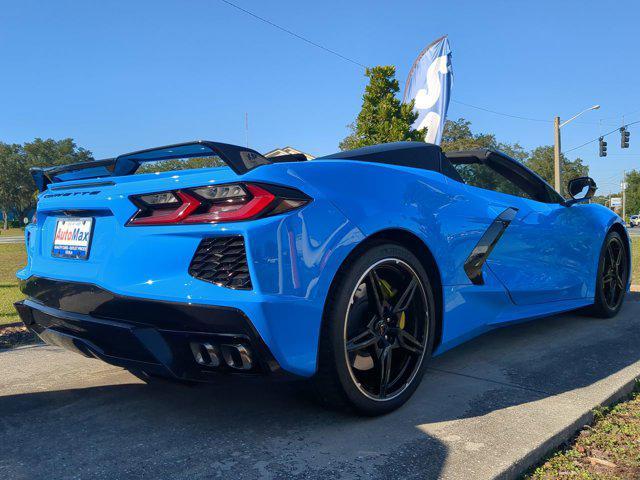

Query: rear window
left=135, top=155, right=225, bottom=174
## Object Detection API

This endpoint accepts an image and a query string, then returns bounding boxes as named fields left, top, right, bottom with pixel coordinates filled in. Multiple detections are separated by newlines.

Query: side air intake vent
left=189, top=236, right=252, bottom=289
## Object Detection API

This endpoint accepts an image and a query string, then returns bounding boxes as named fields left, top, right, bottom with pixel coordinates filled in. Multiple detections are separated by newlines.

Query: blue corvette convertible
left=15, top=140, right=630, bottom=414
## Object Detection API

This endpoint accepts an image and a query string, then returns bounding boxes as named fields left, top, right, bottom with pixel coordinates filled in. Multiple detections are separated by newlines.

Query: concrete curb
left=498, top=375, right=640, bottom=480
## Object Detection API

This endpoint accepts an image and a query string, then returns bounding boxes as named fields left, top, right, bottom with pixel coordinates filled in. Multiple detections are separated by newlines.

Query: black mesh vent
left=189, top=236, right=252, bottom=290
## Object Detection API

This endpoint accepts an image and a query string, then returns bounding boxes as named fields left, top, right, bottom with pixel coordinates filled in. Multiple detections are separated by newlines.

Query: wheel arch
left=322, top=228, right=444, bottom=350
left=608, top=221, right=632, bottom=285
left=609, top=221, right=630, bottom=247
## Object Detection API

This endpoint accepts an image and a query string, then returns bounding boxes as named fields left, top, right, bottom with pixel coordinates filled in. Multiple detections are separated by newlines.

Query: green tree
left=591, top=195, right=609, bottom=207
left=624, top=170, right=640, bottom=218
left=527, top=146, right=588, bottom=198
left=440, top=118, right=530, bottom=197
left=136, top=156, right=224, bottom=174
left=440, top=118, right=528, bottom=159
left=0, top=143, right=31, bottom=230
left=441, top=118, right=494, bottom=152
left=23, top=138, right=92, bottom=168
left=440, top=118, right=588, bottom=198
left=0, top=138, right=93, bottom=229
left=340, top=66, right=424, bottom=150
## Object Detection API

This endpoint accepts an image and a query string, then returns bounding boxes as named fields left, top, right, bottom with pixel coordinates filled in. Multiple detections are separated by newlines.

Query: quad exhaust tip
left=190, top=342, right=253, bottom=370
left=190, top=342, right=220, bottom=367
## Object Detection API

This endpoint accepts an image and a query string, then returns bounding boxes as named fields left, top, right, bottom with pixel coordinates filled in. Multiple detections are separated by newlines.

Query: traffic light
left=620, top=127, right=630, bottom=148
left=599, top=137, right=607, bottom=157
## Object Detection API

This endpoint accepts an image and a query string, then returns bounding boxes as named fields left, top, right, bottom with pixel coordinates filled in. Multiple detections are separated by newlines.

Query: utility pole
left=622, top=171, right=627, bottom=222
left=553, top=116, right=562, bottom=193
left=553, top=105, right=600, bottom=196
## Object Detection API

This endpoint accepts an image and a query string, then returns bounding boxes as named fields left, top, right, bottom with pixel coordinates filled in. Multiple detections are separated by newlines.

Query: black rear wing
left=30, top=140, right=271, bottom=191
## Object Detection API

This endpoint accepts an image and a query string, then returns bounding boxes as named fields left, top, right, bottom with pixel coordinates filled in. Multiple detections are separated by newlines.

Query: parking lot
left=2, top=294, right=639, bottom=480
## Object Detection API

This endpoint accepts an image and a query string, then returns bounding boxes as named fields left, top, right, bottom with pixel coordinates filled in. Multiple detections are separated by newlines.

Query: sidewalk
left=1, top=295, right=639, bottom=479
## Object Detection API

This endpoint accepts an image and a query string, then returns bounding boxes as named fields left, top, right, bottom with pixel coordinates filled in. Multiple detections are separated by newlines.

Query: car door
left=486, top=194, right=592, bottom=305
left=449, top=151, right=590, bottom=306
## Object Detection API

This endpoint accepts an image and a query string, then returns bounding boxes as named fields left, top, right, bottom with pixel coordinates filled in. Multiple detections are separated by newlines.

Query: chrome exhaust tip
left=220, top=344, right=253, bottom=370
left=190, top=342, right=221, bottom=367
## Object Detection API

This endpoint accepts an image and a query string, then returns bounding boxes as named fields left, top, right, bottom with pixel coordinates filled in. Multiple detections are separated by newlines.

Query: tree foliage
left=0, top=143, right=30, bottom=229
left=624, top=170, right=640, bottom=217
left=0, top=138, right=93, bottom=229
left=22, top=138, right=92, bottom=168
left=527, top=146, right=588, bottom=197
left=340, top=66, right=425, bottom=150
left=441, top=118, right=588, bottom=198
left=136, top=156, right=224, bottom=174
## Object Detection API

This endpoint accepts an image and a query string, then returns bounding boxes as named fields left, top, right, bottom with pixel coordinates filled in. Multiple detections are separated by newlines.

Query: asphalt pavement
left=1, top=294, right=640, bottom=479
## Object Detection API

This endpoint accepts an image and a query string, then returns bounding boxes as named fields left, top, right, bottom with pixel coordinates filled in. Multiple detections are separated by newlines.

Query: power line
left=219, top=0, right=630, bottom=134
left=218, top=0, right=368, bottom=69
left=219, top=0, right=561, bottom=124
left=599, top=107, right=640, bottom=121
left=450, top=100, right=552, bottom=123
left=451, top=100, right=620, bottom=126
left=564, top=119, right=640, bottom=153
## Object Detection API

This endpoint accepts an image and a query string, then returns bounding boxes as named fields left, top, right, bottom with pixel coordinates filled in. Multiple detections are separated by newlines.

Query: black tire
left=587, top=230, right=629, bottom=318
left=313, top=243, right=436, bottom=416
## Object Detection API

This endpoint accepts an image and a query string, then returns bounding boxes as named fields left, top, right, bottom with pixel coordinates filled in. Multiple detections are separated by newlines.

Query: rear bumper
left=15, top=277, right=287, bottom=381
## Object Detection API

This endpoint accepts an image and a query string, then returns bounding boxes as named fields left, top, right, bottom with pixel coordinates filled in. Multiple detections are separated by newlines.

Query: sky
left=2, top=0, right=639, bottom=194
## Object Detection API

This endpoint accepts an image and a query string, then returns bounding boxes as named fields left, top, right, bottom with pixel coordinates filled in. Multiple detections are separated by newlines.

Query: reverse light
left=137, top=192, right=180, bottom=206
left=192, top=184, right=247, bottom=201
left=127, top=182, right=310, bottom=226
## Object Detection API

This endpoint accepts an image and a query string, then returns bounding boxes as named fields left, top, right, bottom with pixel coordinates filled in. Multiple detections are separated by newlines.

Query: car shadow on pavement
left=1, top=296, right=639, bottom=479
left=0, top=376, right=449, bottom=479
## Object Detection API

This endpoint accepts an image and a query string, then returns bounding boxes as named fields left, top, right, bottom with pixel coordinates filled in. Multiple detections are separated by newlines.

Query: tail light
left=127, top=182, right=311, bottom=226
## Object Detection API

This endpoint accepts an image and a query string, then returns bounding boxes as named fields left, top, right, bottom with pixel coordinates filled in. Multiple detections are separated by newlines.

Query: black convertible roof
left=317, top=142, right=443, bottom=172
left=445, top=148, right=516, bottom=164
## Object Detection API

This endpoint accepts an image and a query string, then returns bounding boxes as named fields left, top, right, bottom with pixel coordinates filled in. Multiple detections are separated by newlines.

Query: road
left=1, top=295, right=640, bottom=479
left=0, top=236, right=23, bottom=244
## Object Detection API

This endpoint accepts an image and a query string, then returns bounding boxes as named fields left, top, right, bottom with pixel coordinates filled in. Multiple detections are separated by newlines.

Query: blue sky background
left=2, top=0, right=639, bottom=194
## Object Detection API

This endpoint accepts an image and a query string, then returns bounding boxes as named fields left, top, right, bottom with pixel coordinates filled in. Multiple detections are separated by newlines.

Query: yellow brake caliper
left=379, top=279, right=405, bottom=329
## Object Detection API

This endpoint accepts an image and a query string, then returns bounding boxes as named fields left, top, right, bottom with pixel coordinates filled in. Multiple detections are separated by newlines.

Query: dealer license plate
left=52, top=217, right=94, bottom=259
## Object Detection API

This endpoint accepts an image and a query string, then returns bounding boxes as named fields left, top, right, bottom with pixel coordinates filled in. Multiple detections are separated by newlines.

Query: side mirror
left=565, top=176, right=597, bottom=205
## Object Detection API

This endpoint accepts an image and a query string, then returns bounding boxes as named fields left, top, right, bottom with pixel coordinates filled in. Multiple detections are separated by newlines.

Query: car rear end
left=14, top=142, right=362, bottom=380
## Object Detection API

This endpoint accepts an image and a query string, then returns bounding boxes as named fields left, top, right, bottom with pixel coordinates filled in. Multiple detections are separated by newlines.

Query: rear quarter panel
left=282, top=159, right=491, bottom=287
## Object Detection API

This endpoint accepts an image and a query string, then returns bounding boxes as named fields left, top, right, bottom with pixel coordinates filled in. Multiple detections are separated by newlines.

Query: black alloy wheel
left=344, top=258, right=429, bottom=401
left=588, top=230, right=629, bottom=318
left=314, top=243, right=435, bottom=415
left=601, top=235, right=628, bottom=310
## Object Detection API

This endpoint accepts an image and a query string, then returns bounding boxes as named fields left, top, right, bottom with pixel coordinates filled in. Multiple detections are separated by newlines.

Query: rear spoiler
left=30, top=140, right=271, bottom=191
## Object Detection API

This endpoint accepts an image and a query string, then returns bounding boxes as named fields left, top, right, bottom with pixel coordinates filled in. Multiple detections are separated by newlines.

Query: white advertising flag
left=403, top=36, right=453, bottom=145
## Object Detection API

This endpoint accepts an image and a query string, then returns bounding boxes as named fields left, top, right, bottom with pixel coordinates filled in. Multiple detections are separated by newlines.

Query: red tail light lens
left=127, top=182, right=310, bottom=226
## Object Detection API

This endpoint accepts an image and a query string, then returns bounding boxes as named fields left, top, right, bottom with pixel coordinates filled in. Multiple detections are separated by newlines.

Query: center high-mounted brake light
left=127, top=182, right=311, bottom=226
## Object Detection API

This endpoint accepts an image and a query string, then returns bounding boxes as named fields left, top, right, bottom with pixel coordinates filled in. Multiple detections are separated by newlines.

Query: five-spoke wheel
left=589, top=230, right=629, bottom=318
left=314, top=243, right=435, bottom=415
left=344, top=259, right=429, bottom=401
